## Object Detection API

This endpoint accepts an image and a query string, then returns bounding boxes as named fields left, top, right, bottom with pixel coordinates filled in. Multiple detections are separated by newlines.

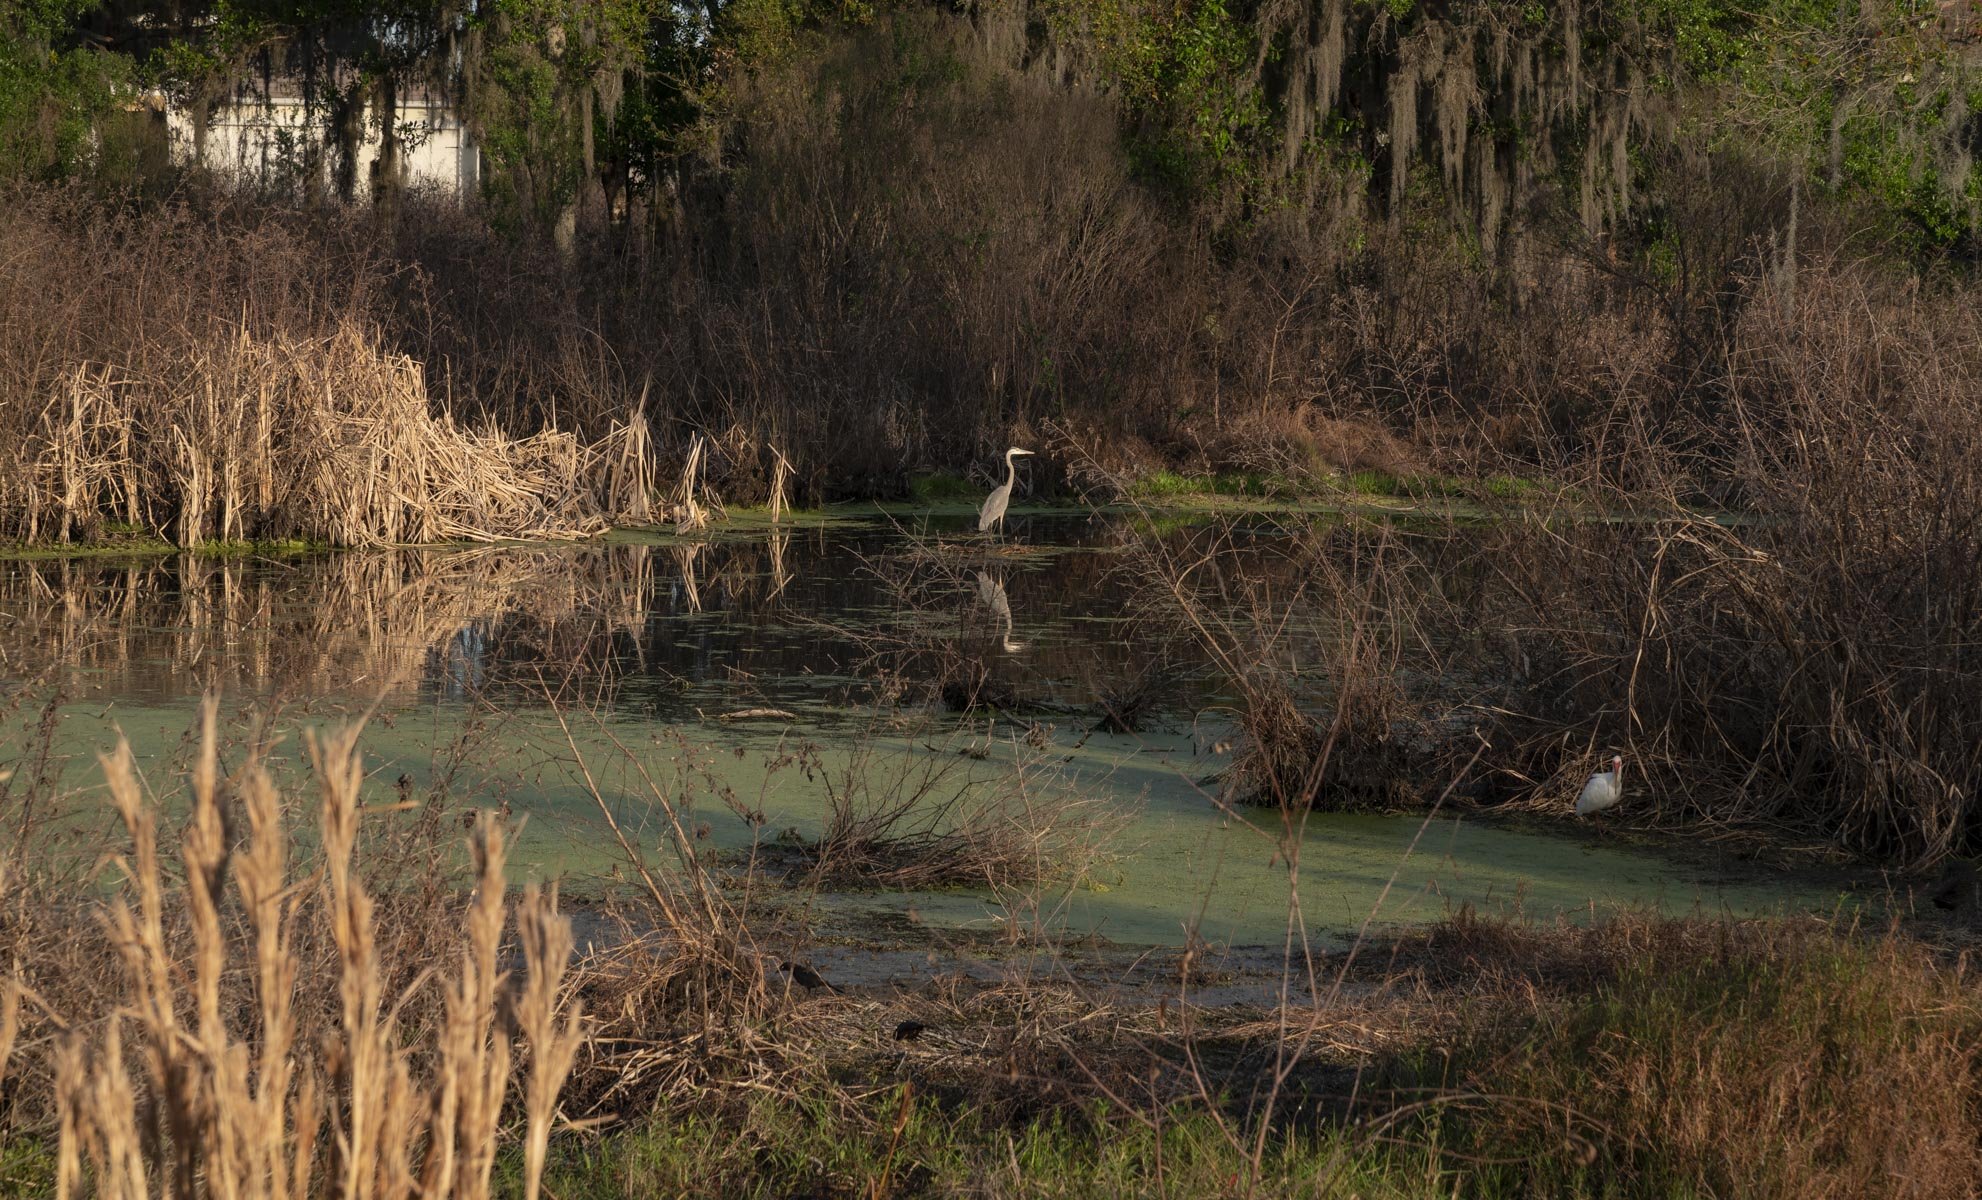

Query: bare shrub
left=1126, top=513, right=1459, bottom=812
left=1474, top=258, right=1982, bottom=861
left=798, top=733, right=1124, bottom=891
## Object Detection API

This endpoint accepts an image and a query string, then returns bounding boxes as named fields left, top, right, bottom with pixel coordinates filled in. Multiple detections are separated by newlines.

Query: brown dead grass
left=3, top=701, right=583, bottom=1198
left=0, top=322, right=650, bottom=548
left=1387, top=913, right=1982, bottom=1199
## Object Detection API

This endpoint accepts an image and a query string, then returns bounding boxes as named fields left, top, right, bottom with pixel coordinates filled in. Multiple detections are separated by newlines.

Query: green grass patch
left=516, top=1093, right=1456, bottom=1199
left=1339, top=470, right=1551, bottom=503
left=907, top=471, right=979, bottom=503
left=1127, top=469, right=1285, bottom=499
left=1345, top=468, right=1409, bottom=497
left=1340, top=469, right=1469, bottom=499
left=1, top=531, right=327, bottom=560
left=1482, top=474, right=1545, bottom=499
left=0, top=1139, right=57, bottom=1199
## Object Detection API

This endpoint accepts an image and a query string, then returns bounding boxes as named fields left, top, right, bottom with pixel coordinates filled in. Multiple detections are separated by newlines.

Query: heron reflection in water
left=974, top=570, right=1025, bottom=653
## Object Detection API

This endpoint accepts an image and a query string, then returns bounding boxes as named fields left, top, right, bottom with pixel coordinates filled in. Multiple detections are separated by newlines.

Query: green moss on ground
left=1118, top=466, right=1557, bottom=507
left=0, top=534, right=325, bottom=561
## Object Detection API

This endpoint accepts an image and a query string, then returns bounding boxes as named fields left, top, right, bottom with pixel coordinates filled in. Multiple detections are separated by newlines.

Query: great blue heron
left=977, top=447, right=1035, bottom=535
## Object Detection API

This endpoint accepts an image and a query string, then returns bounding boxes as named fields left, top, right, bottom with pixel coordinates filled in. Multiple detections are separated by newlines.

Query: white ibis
left=1576, top=755, right=1624, bottom=816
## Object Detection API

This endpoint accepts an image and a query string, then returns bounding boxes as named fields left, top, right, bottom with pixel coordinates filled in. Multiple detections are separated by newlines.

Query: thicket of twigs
left=1479, top=258, right=1982, bottom=864
left=1111, top=250, right=1982, bottom=864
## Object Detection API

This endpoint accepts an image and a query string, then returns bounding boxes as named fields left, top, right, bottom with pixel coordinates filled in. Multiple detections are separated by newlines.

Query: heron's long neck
left=1004, top=451, right=1020, bottom=491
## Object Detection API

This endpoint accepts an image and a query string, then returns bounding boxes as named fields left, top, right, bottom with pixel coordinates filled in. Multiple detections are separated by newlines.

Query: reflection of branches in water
left=1, top=519, right=1227, bottom=724
left=791, top=518, right=1213, bottom=722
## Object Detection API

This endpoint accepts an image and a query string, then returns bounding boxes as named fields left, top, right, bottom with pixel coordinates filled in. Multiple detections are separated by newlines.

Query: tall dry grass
left=0, top=320, right=651, bottom=549
left=1391, top=915, right=1982, bottom=1198
left=6, top=701, right=584, bottom=1198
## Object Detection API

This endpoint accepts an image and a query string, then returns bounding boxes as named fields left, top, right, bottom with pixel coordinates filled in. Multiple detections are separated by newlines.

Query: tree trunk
left=331, top=80, right=366, bottom=203
left=372, top=72, right=402, bottom=227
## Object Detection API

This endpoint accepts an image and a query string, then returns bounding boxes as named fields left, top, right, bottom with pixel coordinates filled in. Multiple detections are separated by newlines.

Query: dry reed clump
left=0, top=321, right=657, bottom=549
left=3, top=703, right=585, bottom=1198
left=1180, top=405, right=1417, bottom=483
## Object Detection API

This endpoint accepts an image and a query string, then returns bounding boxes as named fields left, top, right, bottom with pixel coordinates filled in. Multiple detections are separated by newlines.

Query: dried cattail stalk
left=769, top=445, right=792, bottom=524
left=514, top=884, right=583, bottom=1200
left=425, top=811, right=512, bottom=1200
left=0, top=973, right=19, bottom=1095
left=44, top=712, right=583, bottom=1200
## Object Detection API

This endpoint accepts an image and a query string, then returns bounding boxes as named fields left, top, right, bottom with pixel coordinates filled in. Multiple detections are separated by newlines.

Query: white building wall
left=167, top=96, right=479, bottom=197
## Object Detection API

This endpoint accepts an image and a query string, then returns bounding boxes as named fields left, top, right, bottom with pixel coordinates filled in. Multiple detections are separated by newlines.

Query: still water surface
left=0, top=509, right=1857, bottom=948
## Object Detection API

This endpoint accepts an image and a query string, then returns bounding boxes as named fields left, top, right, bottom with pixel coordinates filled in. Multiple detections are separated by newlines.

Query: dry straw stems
left=0, top=322, right=659, bottom=549
left=26, top=700, right=584, bottom=1199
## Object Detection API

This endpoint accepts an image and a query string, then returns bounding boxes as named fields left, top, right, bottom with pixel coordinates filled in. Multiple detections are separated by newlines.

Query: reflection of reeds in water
left=0, top=546, right=655, bottom=702
left=671, top=543, right=704, bottom=613
left=766, top=530, right=791, bottom=601
left=3, top=525, right=1198, bottom=719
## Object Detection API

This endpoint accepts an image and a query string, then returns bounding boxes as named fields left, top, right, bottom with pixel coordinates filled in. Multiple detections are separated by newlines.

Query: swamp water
left=0, top=510, right=1858, bottom=960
